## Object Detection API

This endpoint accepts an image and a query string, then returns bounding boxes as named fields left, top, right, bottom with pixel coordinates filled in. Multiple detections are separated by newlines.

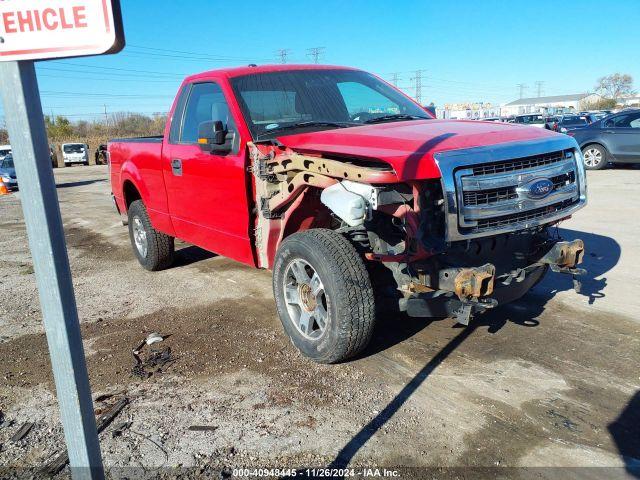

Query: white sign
left=0, top=0, right=124, bottom=62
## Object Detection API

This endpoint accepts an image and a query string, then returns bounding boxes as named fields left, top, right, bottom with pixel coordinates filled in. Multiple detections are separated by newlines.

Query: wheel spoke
left=284, top=284, right=301, bottom=306
left=298, top=310, right=312, bottom=335
left=290, top=260, right=310, bottom=284
left=309, top=272, right=324, bottom=297
left=314, top=303, right=328, bottom=330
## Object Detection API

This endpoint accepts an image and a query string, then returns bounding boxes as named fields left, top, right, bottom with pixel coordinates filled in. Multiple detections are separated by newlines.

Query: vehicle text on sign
left=0, top=0, right=123, bottom=62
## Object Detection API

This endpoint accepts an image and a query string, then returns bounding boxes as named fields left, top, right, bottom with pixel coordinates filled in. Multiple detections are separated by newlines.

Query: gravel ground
left=0, top=165, right=638, bottom=479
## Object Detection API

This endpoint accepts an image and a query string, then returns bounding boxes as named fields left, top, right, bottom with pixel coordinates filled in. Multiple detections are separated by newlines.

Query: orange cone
left=0, top=179, right=9, bottom=196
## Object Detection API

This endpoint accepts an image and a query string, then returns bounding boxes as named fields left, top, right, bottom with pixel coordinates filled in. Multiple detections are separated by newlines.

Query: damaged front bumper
left=401, top=239, right=585, bottom=325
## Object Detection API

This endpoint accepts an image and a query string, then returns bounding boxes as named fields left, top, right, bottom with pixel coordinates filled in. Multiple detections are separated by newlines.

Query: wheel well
left=122, top=180, right=142, bottom=210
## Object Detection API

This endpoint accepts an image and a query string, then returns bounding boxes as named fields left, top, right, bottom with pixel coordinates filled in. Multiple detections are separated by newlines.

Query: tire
left=582, top=144, right=608, bottom=170
left=127, top=200, right=174, bottom=271
left=272, top=228, right=376, bottom=364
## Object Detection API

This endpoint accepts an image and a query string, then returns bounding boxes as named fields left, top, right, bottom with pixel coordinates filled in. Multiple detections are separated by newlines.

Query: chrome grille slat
left=472, top=150, right=565, bottom=176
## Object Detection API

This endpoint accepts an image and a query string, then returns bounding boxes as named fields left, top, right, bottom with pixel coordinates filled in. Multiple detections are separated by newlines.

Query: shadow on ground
left=609, top=391, right=640, bottom=478
left=56, top=179, right=107, bottom=189
left=331, top=227, right=621, bottom=470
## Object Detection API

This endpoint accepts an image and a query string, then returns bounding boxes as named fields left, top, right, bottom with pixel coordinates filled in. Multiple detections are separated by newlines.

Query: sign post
left=0, top=2, right=124, bottom=478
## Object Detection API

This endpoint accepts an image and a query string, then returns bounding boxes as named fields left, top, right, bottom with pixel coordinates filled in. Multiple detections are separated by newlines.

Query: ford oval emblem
left=528, top=178, right=554, bottom=199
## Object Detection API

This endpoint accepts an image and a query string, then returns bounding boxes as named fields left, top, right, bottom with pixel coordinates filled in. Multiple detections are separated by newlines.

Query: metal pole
left=0, top=61, right=104, bottom=479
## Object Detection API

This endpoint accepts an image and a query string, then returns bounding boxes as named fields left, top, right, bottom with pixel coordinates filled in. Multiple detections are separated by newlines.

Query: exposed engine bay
left=248, top=141, right=586, bottom=324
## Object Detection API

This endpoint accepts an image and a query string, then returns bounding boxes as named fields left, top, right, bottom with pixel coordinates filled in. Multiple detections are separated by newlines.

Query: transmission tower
left=306, top=47, right=326, bottom=64
left=535, top=81, right=545, bottom=97
left=411, top=70, right=426, bottom=105
left=516, top=83, right=528, bottom=99
left=276, top=49, right=291, bottom=64
left=390, top=72, right=401, bottom=87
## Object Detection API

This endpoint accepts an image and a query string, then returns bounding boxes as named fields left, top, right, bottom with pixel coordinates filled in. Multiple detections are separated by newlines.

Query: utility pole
left=390, top=72, right=401, bottom=87
left=516, top=83, right=528, bottom=99
left=411, top=70, right=426, bottom=105
left=306, top=47, right=325, bottom=64
left=103, top=104, right=108, bottom=124
left=276, top=49, right=291, bottom=64
left=535, top=81, right=544, bottom=98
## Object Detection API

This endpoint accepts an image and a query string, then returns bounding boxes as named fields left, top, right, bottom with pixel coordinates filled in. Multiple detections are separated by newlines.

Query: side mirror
left=198, top=120, right=233, bottom=153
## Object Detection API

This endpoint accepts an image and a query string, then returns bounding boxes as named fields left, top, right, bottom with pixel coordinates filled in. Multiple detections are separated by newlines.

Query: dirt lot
left=0, top=165, right=639, bottom=478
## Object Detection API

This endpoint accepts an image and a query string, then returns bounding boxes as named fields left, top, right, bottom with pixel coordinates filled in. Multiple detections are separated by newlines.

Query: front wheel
left=272, top=229, right=376, bottom=364
left=127, top=200, right=174, bottom=271
left=582, top=145, right=608, bottom=170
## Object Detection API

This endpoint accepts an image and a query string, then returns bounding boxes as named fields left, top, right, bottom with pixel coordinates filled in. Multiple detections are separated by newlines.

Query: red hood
left=277, top=119, right=562, bottom=180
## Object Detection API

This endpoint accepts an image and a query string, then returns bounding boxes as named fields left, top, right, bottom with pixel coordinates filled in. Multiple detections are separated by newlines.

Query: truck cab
left=109, top=65, right=587, bottom=363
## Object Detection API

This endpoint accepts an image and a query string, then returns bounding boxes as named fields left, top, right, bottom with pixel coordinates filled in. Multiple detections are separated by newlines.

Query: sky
left=3, top=0, right=640, bottom=121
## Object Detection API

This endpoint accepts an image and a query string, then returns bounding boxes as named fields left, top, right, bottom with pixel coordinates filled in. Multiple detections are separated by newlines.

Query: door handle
left=171, top=158, right=182, bottom=176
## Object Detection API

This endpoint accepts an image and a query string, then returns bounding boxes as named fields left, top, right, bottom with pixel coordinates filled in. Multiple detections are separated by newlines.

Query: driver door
left=163, top=81, right=252, bottom=262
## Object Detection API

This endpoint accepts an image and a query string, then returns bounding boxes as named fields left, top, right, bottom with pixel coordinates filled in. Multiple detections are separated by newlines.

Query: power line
left=276, top=49, right=292, bottom=64
left=535, top=80, right=545, bottom=97
left=306, top=47, right=325, bottom=64
left=390, top=72, right=401, bottom=87
left=410, top=70, right=426, bottom=105
left=516, top=83, right=528, bottom=99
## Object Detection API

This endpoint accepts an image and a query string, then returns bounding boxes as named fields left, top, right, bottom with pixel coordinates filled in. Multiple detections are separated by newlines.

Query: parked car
left=95, top=144, right=108, bottom=165
left=545, top=115, right=589, bottom=133
left=584, top=112, right=608, bottom=124
left=0, top=154, right=17, bottom=190
left=512, top=114, right=546, bottom=127
left=0, top=145, right=11, bottom=161
left=568, top=109, right=640, bottom=169
left=109, top=65, right=587, bottom=363
left=61, top=143, right=90, bottom=166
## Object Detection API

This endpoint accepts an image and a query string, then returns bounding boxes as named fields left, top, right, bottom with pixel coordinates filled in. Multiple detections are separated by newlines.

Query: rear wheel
left=127, top=200, right=174, bottom=271
left=582, top=144, right=607, bottom=170
left=272, top=229, right=375, bottom=363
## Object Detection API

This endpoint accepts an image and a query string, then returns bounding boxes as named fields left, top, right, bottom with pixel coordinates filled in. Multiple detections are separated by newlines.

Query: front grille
left=472, top=150, right=566, bottom=176
left=476, top=199, right=576, bottom=230
left=456, top=150, right=581, bottom=235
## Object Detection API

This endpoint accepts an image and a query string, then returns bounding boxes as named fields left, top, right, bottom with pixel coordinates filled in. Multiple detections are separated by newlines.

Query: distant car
left=95, top=144, right=108, bottom=165
left=584, top=112, right=609, bottom=124
left=567, top=109, right=640, bottom=169
left=546, top=115, right=589, bottom=133
left=62, top=143, right=90, bottom=166
left=0, top=145, right=11, bottom=161
left=0, top=154, right=17, bottom=190
left=477, top=117, right=503, bottom=122
left=513, top=114, right=546, bottom=127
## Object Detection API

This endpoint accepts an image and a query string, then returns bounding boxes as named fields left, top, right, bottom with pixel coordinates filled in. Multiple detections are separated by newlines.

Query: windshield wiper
left=256, top=121, right=354, bottom=140
left=363, top=114, right=430, bottom=124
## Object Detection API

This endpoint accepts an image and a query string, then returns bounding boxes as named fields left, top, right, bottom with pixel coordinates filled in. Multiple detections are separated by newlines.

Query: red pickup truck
left=109, top=65, right=587, bottom=363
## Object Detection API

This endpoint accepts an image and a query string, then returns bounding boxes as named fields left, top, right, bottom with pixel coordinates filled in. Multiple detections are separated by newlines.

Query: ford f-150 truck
left=109, top=65, right=587, bottom=363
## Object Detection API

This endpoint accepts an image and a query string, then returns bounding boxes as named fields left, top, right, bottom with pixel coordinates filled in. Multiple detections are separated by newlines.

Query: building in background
left=500, top=93, right=601, bottom=116
left=437, top=102, right=501, bottom=119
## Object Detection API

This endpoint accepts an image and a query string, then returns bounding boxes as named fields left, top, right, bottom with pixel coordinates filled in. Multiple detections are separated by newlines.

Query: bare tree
left=595, top=73, right=636, bottom=100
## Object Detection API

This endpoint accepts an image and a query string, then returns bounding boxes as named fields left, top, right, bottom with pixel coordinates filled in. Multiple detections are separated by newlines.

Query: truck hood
left=276, top=119, right=562, bottom=180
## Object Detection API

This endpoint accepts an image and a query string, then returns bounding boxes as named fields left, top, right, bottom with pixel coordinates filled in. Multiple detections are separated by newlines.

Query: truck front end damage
left=249, top=135, right=587, bottom=325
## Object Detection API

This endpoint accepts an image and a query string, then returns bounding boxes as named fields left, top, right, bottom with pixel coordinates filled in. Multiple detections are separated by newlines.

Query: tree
left=44, top=115, right=73, bottom=140
left=595, top=73, right=636, bottom=101
left=579, top=97, right=617, bottom=111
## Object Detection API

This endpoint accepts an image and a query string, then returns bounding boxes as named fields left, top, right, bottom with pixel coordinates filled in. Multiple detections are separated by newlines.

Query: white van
left=62, top=143, right=89, bottom=166
left=0, top=145, right=11, bottom=160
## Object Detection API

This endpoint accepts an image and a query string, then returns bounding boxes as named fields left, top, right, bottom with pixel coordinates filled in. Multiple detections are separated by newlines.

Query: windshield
left=63, top=144, right=85, bottom=154
left=230, top=69, right=430, bottom=140
left=1, top=155, right=13, bottom=169
left=0, top=149, right=11, bottom=157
